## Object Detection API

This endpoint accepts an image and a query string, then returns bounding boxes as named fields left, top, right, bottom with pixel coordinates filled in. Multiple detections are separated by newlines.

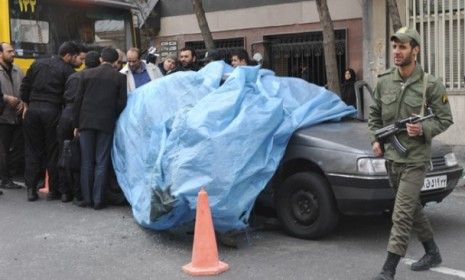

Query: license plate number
left=421, top=175, right=447, bottom=191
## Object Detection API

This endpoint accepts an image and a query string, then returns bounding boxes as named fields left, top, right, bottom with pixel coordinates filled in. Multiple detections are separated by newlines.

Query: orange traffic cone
left=38, top=171, right=49, bottom=194
left=182, top=188, right=229, bottom=276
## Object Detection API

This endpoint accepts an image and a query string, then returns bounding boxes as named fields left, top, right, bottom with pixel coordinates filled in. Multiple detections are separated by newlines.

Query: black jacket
left=64, top=71, right=82, bottom=105
left=60, top=71, right=84, bottom=122
left=177, top=62, right=200, bottom=72
left=341, top=81, right=356, bottom=107
left=20, top=56, right=75, bottom=105
left=74, top=63, right=127, bottom=134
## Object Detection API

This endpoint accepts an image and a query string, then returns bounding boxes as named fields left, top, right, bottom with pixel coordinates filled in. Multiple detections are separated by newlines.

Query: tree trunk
left=192, top=0, right=215, bottom=51
left=387, top=0, right=402, bottom=32
left=315, top=0, right=341, bottom=95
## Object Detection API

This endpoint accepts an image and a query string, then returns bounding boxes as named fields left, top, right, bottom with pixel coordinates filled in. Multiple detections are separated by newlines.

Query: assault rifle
left=374, top=107, right=434, bottom=156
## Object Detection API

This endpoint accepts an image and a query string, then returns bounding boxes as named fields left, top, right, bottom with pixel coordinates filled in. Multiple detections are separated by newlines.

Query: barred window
left=265, top=30, right=347, bottom=86
left=185, top=38, right=245, bottom=61
left=406, top=0, right=465, bottom=91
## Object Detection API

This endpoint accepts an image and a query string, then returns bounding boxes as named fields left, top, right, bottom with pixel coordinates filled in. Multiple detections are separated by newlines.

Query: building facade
left=151, top=0, right=464, bottom=145
left=365, top=0, right=464, bottom=145
left=154, top=0, right=363, bottom=87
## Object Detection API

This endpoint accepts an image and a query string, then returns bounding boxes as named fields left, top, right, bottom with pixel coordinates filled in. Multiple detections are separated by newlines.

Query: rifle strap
left=420, top=73, right=429, bottom=116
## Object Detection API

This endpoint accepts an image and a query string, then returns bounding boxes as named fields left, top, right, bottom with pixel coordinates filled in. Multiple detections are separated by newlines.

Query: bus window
left=10, top=19, right=49, bottom=44
left=8, top=0, right=134, bottom=59
left=95, top=19, right=127, bottom=49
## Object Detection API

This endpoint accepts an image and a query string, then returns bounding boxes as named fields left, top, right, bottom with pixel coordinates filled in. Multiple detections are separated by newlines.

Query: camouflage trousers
left=385, top=161, right=434, bottom=257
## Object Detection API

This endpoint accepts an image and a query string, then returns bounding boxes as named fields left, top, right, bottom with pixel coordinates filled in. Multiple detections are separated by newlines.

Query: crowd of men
left=0, top=41, right=254, bottom=207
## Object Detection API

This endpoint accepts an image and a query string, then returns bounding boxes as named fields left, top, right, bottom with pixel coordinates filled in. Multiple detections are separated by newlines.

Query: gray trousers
left=386, top=161, right=434, bottom=256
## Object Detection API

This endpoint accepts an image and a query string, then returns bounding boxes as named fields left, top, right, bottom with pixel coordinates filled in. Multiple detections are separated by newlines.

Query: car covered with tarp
left=112, top=61, right=356, bottom=233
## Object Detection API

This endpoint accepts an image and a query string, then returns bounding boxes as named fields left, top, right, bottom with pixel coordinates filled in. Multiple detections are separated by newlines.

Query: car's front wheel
left=275, top=172, right=338, bottom=239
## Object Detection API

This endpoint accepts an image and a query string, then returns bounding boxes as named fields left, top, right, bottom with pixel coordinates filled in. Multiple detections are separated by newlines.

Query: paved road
left=1, top=185, right=464, bottom=280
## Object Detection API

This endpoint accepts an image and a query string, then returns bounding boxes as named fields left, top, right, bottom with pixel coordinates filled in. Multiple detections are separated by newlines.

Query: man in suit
left=58, top=50, right=101, bottom=204
left=73, top=48, right=127, bottom=210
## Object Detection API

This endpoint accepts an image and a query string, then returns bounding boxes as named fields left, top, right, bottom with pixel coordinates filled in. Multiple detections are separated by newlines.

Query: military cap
left=390, top=27, right=421, bottom=46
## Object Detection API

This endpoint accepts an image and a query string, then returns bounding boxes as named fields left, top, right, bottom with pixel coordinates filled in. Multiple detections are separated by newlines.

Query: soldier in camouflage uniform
left=368, top=27, right=453, bottom=280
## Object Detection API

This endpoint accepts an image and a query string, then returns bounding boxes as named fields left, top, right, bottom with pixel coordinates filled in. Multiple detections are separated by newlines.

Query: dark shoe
left=61, top=193, right=73, bottom=203
left=372, top=271, right=394, bottom=280
left=93, top=203, right=106, bottom=210
left=411, top=239, right=442, bottom=271
left=0, top=179, right=22, bottom=189
left=373, top=252, right=401, bottom=280
left=73, top=198, right=88, bottom=207
left=0, top=189, right=3, bottom=195
left=218, top=234, right=238, bottom=248
left=46, top=191, right=61, bottom=201
left=27, top=188, right=38, bottom=201
left=73, top=197, right=88, bottom=207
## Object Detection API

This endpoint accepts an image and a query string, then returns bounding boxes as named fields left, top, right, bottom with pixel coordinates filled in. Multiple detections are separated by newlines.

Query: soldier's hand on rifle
left=372, top=141, right=384, bottom=157
left=406, top=122, right=423, bottom=137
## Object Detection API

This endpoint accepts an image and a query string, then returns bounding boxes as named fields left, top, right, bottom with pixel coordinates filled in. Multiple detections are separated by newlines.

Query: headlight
left=444, top=153, right=458, bottom=167
left=357, top=158, right=387, bottom=175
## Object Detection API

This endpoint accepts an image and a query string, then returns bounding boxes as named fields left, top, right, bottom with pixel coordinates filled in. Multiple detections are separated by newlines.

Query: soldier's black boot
left=27, top=187, right=38, bottom=201
left=373, top=252, right=401, bottom=280
left=411, top=239, right=442, bottom=271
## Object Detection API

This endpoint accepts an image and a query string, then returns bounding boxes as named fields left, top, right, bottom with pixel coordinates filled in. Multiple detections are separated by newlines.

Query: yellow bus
left=0, top=0, right=139, bottom=72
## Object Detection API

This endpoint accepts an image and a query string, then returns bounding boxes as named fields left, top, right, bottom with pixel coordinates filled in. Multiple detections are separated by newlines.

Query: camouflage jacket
left=368, top=64, right=453, bottom=163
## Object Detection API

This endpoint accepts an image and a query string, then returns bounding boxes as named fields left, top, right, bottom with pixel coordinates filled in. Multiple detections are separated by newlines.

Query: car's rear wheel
left=275, top=172, right=338, bottom=239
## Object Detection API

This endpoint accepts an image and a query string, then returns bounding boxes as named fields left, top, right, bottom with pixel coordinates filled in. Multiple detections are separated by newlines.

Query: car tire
left=275, top=172, right=338, bottom=239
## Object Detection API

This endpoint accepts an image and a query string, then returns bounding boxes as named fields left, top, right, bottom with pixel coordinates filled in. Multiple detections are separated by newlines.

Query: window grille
left=406, top=0, right=465, bottom=91
left=266, top=30, right=346, bottom=87
left=185, top=38, right=244, bottom=60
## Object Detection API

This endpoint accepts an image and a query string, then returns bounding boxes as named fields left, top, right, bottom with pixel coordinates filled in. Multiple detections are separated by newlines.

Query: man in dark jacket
left=58, top=51, right=100, bottom=204
left=20, top=41, right=81, bottom=201
left=177, top=47, right=200, bottom=71
left=73, top=47, right=127, bottom=210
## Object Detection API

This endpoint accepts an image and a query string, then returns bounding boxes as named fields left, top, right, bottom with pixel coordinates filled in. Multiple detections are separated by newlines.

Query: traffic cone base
left=182, top=260, right=229, bottom=276
left=182, top=188, right=229, bottom=276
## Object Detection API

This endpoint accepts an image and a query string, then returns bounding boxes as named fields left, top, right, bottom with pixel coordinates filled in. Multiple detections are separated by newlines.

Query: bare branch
left=192, top=0, right=215, bottom=51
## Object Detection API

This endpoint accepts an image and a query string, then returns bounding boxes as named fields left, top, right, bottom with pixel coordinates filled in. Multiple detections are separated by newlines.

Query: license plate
left=421, top=175, right=447, bottom=192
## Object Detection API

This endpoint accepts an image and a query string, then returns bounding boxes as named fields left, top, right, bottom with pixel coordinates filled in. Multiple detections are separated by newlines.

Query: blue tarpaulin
left=112, top=61, right=356, bottom=232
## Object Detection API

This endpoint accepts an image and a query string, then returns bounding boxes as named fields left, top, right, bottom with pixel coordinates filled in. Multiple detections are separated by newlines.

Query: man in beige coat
left=120, top=47, right=163, bottom=93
